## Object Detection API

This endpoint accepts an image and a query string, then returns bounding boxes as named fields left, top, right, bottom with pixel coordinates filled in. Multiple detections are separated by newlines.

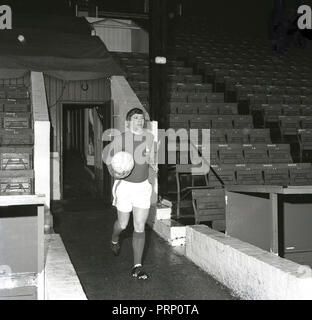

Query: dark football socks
left=132, top=231, right=145, bottom=266
left=111, top=220, right=124, bottom=243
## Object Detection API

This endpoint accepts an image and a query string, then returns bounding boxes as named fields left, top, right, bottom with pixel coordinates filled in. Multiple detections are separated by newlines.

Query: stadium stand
left=112, top=26, right=312, bottom=232
left=0, top=85, right=34, bottom=196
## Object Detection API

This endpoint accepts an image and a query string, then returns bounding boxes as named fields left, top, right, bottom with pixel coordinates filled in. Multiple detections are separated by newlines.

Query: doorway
left=62, top=103, right=112, bottom=201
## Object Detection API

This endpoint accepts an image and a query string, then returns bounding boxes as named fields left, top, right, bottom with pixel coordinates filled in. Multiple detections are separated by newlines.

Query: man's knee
left=118, top=220, right=128, bottom=230
left=134, top=224, right=145, bottom=233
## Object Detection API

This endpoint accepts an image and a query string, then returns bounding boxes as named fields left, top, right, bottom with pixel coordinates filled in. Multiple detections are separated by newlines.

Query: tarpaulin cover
left=0, top=15, right=125, bottom=80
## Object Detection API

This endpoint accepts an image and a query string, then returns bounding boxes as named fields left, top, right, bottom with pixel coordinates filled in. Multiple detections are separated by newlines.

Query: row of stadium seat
left=247, top=93, right=312, bottom=106
left=191, top=57, right=312, bottom=78
left=261, top=104, right=312, bottom=120
left=169, top=102, right=238, bottom=115
left=166, top=128, right=271, bottom=144
left=278, top=116, right=312, bottom=136
left=176, top=162, right=312, bottom=187
left=168, top=92, right=224, bottom=103
left=169, top=114, right=253, bottom=129
left=168, top=82, right=212, bottom=93
left=224, top=75, right=312, bottom=90
left=169, top=143, right=292, bottom=165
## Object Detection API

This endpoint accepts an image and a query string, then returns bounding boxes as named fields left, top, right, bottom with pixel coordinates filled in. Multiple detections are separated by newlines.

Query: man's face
left=129, top=113, right=144, bottom=133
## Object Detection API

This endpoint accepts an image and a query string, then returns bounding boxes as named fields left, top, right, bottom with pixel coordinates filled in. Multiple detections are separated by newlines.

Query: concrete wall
left=185, top=225, right=312, bottom=300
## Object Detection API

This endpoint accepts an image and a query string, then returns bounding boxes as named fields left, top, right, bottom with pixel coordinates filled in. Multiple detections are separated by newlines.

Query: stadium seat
left=267, top=144, right=293, bottom=163
left=189, top=114, right=212, bottom=129
left=194, top=83, right=213, bottom=93
left=206, top=93, right=224, bottom=103
left=279, top=116, right=301, bottom=137
left=184, top=75, right=203, bottom=83
left=267, top=94, right=284, bottom=105
left=301, top=116, right=312, bottom=129
left=300, top=105, right=312, bottom=116
left=188, top=93, right=207, bottom=103
left=218, top=144, right=244, bottom=164
left=169, top=114, right=191, bottom=129
left=262, top=164, right=289, bottom=186
left=249, top=128, right=272, bottom=144
left=226, top=129, right=249, bottom=144
left=300, top=87, right=312, bottom=96
left=192, top=188, right=225, bottom=224
left=198, top=104, right=219, bottom=115
left=219, top=103, right=238, bottom=115
left=168, top=74, right=185, bottom=82
left=249, top=94, right=267, bottom=110
left=236, top=164, right=264, bottom=185
left=285, top=87, right=302, bottom=96
left=208, top=164, right=236, bottom=187
left=169, top=83, right=187, bottom=92
left=168, top=92, right=188, bottom=103
left=267, top=86, right=285, bottom=95
left=236, top=84, right=253, bottom=100
left=298, top=129, right=312, bottom=162
left=128, top=72, right=148, bottom=82
left=210, top=129, right=226, bottom=144
left=284, top=95, right=302, bottom=105
left=243, top=144, right=268, bottom=164
left=301, top=95, right=312, bottom=105
left=262, top=104, right=283, bottom=127
left=288, top=163, right=312, bottom=186
left=211, top=116, right=233, bottom=129
left=169, top=102, right=180, bottom=114
left=282, top=105, right=301, bottom=116
left=177, top=104, right=198, bottom=114
left=233, top=115, right=253, bottom=129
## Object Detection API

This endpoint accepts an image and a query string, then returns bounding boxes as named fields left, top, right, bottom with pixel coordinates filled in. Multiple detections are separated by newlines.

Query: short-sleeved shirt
left=103, top=129, right=154, bottom=183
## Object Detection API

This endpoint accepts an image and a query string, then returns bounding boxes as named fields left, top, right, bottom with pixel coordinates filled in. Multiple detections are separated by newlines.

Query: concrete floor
left=53, top=200, right=237, bottom=300
left=55, top=150, right=237, bottom=300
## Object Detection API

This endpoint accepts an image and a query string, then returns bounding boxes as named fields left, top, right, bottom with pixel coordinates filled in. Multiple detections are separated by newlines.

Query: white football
left=111, top=151, right=134, bottom=176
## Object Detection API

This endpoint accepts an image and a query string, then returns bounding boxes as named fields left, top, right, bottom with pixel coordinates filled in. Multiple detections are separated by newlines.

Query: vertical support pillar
left=149, top=0, right=168, bottom=197
left=270, top=193, right=279, bottom=255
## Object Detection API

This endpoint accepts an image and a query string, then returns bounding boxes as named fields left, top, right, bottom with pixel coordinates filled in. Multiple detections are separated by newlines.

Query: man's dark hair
left=126, top=108, right=144, bottom=121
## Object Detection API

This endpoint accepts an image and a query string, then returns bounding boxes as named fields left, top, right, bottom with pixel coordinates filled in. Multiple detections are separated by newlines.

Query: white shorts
left=112, top=179, right=152, bottom=212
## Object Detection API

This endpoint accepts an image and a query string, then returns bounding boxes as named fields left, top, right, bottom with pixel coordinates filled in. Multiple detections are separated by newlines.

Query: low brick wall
left=185, top=225, right=312, bottom=300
